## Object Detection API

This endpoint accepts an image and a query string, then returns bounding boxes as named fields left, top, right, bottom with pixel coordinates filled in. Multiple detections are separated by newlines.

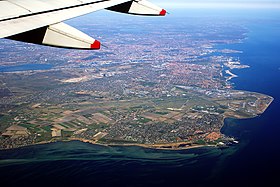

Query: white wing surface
left=0, top=0, right=166, bottom=50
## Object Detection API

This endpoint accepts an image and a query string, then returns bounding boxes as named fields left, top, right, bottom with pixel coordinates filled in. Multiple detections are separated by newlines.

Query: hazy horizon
left=151, top=0, right=280, bottom=9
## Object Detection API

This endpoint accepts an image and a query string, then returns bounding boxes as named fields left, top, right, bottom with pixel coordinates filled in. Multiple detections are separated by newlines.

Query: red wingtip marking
left=91, top=40, right=101, bottom=49
left=160, top=9, right=167, bottom=16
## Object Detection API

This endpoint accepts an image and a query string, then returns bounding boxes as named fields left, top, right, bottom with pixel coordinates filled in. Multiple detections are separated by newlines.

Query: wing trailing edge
left=1, top=0, right=166, bottom=50
left=0, top=0, right=131, bottom=39
left=8, top=22, right=100, bottom=50
left=106, top=0, right=166, bottom=16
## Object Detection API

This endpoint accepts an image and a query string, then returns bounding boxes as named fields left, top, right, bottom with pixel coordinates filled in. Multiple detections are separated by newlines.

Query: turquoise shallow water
left=0, top=141, right=240, bottom=187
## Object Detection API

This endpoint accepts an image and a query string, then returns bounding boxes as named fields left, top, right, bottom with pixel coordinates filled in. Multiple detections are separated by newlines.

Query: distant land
left=0, top=15, right=273, bottom=150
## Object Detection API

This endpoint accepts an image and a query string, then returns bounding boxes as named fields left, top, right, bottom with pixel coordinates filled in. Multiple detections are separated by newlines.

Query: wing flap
left=44, top=22, right=100, bottom=49
left=0, top=0, right=130, bottom=38
left=8, top=22, right=101, bottom=50
left=0, top=0, right=166, bottom=49
left=106, top=0, right=166, bottom=16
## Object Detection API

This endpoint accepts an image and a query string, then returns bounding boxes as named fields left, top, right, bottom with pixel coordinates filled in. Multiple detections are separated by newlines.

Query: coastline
left=0, top=94, right=273, bottom=152
left=71, top=138, right=215, bottom=150
left=0, top=137, right=216, bottom=152
left=225, top=69, right=238, bottom=81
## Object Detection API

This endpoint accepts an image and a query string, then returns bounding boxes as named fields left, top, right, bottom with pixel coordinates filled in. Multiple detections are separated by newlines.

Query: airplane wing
left=0, top=0, right=166, bottom=50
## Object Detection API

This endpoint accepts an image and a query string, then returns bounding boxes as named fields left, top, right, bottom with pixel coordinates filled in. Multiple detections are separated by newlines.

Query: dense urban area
left=0, top=15, right=273, bottom=150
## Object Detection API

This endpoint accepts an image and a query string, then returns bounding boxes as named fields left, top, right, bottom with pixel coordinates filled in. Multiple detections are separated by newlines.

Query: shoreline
left=0, top=137, right=217, bottom=152
left=225, top=69, right=238, bottom=81
left=72, top=138, right=215, bottom=151
left=0, top=94, right=274, bottom=152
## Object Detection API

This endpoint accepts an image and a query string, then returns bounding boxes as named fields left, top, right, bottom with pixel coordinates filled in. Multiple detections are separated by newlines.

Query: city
left=0, top=15, right=273, bottom=150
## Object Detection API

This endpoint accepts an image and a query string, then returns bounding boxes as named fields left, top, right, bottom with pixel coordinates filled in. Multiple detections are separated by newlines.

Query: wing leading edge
left=0, top=0, right=166, bottom=50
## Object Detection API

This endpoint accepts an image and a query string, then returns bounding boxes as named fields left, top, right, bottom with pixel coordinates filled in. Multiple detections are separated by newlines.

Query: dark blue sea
left=1, top=9, right=280, bottom=187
